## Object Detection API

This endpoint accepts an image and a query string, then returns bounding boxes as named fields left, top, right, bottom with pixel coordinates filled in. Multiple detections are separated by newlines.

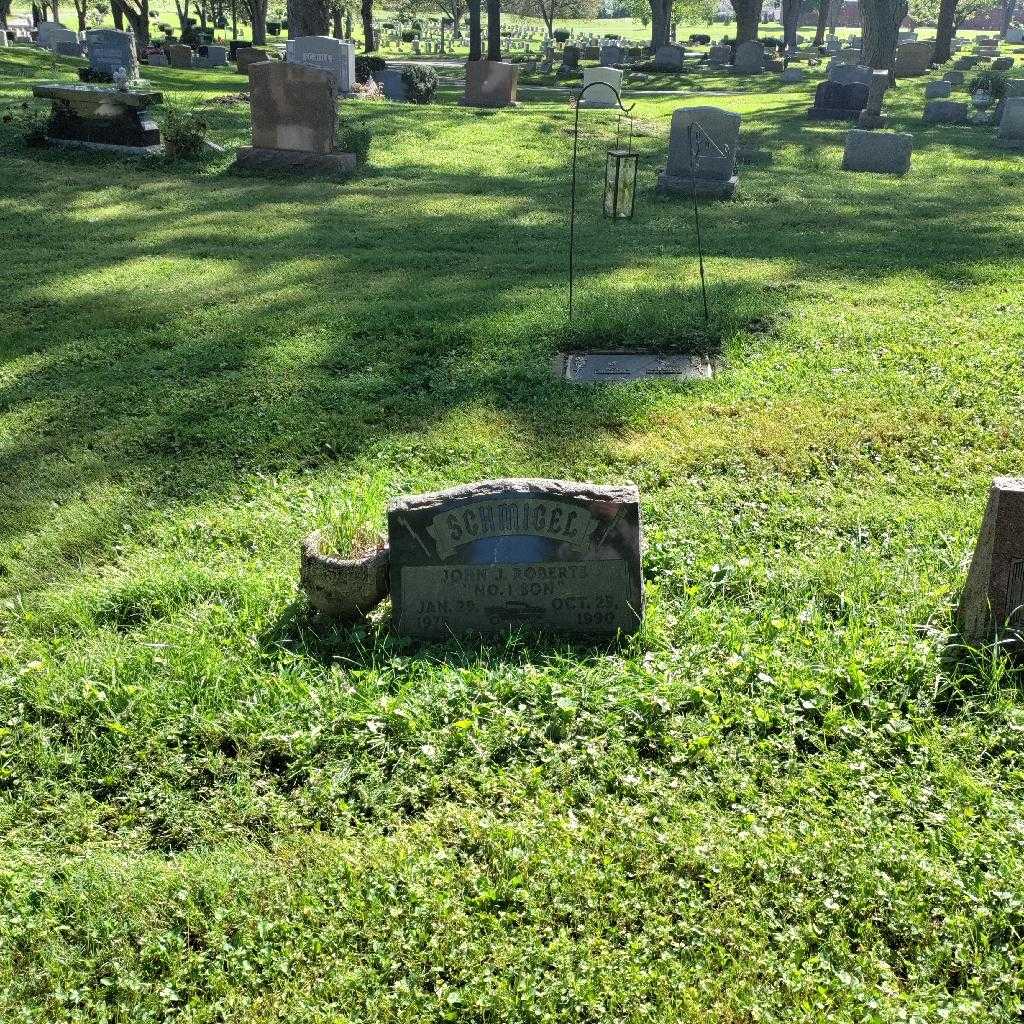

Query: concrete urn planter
left=300, top=531, right=390, bottom=619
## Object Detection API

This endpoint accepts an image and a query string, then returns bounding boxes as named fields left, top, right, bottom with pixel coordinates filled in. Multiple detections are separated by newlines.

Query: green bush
left=1, top=100, right=50, bottom=146
left=338, top=121, right=372, bottom=164
left=400, top=64, right=438, bottom=104
left=968, top=68, right=1008, bottom=99
left=161, top=107, right=208, bottom=158
left=355, top=55, right=387, bottom=84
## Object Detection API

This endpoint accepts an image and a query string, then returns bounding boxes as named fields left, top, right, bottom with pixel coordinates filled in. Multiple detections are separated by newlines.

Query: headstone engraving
left=958, top=477, right=1024, bottom=643
left=554, top=351, right=715, bottom=381
left=387, top=479, right=644, bottom=638
left=289, top=35, right=355, bottom=94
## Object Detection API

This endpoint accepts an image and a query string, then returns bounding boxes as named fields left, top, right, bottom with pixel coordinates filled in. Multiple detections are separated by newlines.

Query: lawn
left=2, top=43, right=1024, bottom=1024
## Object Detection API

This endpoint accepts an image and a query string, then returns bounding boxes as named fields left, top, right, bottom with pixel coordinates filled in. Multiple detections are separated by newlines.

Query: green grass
left=3, top=44, right=1024, bottom=1023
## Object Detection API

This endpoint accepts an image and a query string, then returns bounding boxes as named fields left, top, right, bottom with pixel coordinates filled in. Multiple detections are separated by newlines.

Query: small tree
left=812, top=0, right=830, bottom=45
left=240, top=0, right=268, bottom=43
left=468, top=0, right=481, bottom=57
left=485, top=0, right=499, bottom=58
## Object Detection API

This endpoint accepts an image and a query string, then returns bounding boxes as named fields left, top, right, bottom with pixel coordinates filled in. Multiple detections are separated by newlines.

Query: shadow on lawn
left=1, top=77, right=1022, bottom=592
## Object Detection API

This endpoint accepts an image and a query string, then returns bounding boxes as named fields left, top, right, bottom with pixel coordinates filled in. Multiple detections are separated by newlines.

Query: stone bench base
left=235, top=147, right=357, bottom=175
left=657, top=170, right=737, bottom=199
left=46, top=136, right=163, bottom=156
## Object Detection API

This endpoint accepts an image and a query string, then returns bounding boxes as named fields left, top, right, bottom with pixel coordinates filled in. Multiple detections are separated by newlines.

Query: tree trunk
left=1002, top=0, right=1018, bottom=36
left=287, top=0, right=329, bottom=38
left=468, top=0, right=480, bottom=58
left=74, top=0, right=86, bottom=30
left=112, top=0, right=124, bottom=29
left=861, top=0, right=906, bottom=71
left=0, top=0, right=10, bottom=28
left=359, top=0, right=372, bottom=49
left=813, top=0, right=829, bottom=45
left=486, top=0, right=499, bottom=59
left=731, top=0, right=763, bottom=47
left=249, top=0, right=267, bottom=43
left=345, top=9, right=352, bottom=37
left=782, top=0, right=799, bottom=48
left=649, top=0, right=670, bottom=49
left=331, top=4, right=340, bottom=35
left=123, top=0, right=150, bottom=43
left=176, top=0, right=189, bottom=33
left=933, top=0, right=956, bottom=62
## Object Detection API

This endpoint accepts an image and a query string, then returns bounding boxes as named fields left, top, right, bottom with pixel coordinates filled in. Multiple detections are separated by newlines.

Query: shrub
left=401, top=29, right=416, bottom=42
left=968, top=68, right=1008, bottom=99
left=355, top=55, right=387, bottom=84
left=162, top=107, right=208, bottom=158
left=553, top=29, right=570, bottom=42
left=1, top=101, right=50, bottom=146
left=401, top=64, right=438, bottom=103
left=338, top=121, right=372, bottom=164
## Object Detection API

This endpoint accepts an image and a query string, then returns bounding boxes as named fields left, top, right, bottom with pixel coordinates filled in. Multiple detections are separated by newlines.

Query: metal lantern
left=603, top=148, right=638, bottom=220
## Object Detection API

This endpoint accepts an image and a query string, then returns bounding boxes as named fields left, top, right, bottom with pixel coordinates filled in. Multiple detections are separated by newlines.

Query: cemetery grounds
left=2, top=34, right=1024, bottom=1024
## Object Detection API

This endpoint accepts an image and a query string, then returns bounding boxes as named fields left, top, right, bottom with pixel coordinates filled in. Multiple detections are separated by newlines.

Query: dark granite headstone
left=807, top=80, right=869, bottom=120
left=958, top=477, right=1024, bottom=644
left=387, top=479, right=644, bottom=638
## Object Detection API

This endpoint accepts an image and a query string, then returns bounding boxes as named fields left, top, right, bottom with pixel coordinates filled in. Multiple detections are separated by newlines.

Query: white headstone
left=579, top=66, right=623, bottom=108
left=289, top=35, right=355, bottom=94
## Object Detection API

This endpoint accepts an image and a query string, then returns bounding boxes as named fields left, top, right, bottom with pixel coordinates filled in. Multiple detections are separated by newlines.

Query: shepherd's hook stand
left=568, top=82, right=637, bottom=332
left=686, top=120, right=726, bottom=329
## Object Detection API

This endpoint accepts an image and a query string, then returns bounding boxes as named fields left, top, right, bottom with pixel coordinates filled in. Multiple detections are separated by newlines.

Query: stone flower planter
left=299, top=531, right=390, bottom=620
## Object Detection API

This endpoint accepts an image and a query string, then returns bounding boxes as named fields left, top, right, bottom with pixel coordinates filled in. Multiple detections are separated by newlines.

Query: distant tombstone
left=579, top=66, right=622, bottom=107
left=380, top=65, right=408, bottom=100
left=387, top=479, right=644, bottom=638
left=830, top=63, right=873, bottom=87
left=167, top=43, right=193, bottom=68
left=734, top=39, right=764, bottom=74
left=841, top=128, right=912, bottom=174
left=830, top=47, right=861, bottom=67
left=199, top=44, right=228, bottom=66
left=958, top=478, right=1024, bottom=644
left=858, top=68, right=891, bottom=128
left=657, top=105, right=740, bottom=199
left=236, top=45, right=271, bottom=74
left=463, top=59, right=519, bottom=107
left=599, top=42, right=624, bottom=66
left=653, top=43, right=684, bottom=71
left=290, top=35, right=355, bottom=94
left=925, top=79, right=951, bottom=98
left=954, top=55, right=982, bottom=70
left=560, top=44, right=580, bottom=71
left=52, top=30, right=83, bottom=57
left=898, top=30, right=918, bottom=42
left=894, top=40, right=933, bottom=77
left=992, top=56, right=1015, bottom=71
left=86, top=28, right=138, bottom=79
left=944, top=69, right=965, bottom=87
left=708, top=43, right=731, bottom=66
left=1007, top=28, right=1024, bottom=43
left=923, top=98, right=970, bottom=124
left=148, top=52, right=169, bottom=66
left=36, top=21, right=66, bottom=49
left=781, top=67, right=804, bottom=82
left=236, top=61, right=356, bottom=174
left=997, top=95, right=1024, bottom=146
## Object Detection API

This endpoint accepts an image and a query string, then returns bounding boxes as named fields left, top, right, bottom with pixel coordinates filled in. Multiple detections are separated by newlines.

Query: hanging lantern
left=603, top=148, right=638, bottom=220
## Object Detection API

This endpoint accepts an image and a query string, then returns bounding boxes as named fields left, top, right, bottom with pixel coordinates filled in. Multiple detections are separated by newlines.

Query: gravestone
left=168, top=43, right=193, bottom=68
left=992, top=56, right=1015, bottom=71
left=52, top=29, right=84, bottom=56
left=380, top=65, right=408, bottom=101
left=236, top=45, right=271, bottom=74
left=1007, top=27, right=1024, bottom=42
left=657, top=105, right=740, bottom=199
left=36, top=21, right=66, bottom=49
left=925, top=79, right=951, bottom=98
left=858, top=68, right=891, bottom=128
left=387, top=479, right=644, bottom=638
left=86, top=28, right=138, bottom=79
left=924, top=98, right=970, bottom=124
left=958, top=478, right=1024, bottom=644
left=654, top=43, right=685, bottom=71
left=944, top=70, right=965, bottom=87
left=32, top=82, right=162, bottom=153
left=554, top=351, right=715, bottom=381
left=708, top=43, right=731, bottom=66
left=954, top=55, right=981, bottom=70
left=894, top=40, right=933, bottom=77
left=236, top=61, right=356, bottom=174
left=560, top=44, right=580, bottom=72
left=599, top=42, right=624, bottom=66
left=830, top=47, right=861, bottom=67
left=463, top=59, right=519, bottom=107
left=734, top=39, right=764, bottom=74
left=781, top=67, right=804, bottom=82
left=197, top=44, right=227, bottom=67
left=997, top=95, right=1024, bottom=146
left=807, top=65, right=870, bottom=120
left=290, top=35, right=355, bottom=94
left=842, top=128, right=912, bottom=174
left=148, top=52, right=169, bottom=66
left=579, top=66, right=623, bottom=108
